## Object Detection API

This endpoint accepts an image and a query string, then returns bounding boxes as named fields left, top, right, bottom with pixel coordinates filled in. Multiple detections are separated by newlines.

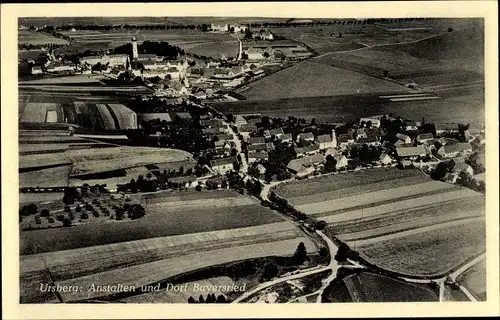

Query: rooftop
left=396, top=145, right=426, bottom=157
left=210, top=157, right=236, bottom=167
left=317, top=134, right=332, bottom=143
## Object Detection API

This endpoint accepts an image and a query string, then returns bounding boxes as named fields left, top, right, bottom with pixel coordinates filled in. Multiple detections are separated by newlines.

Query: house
left=239, top=124, right=258, bottom=138
left=234, top=115, right=247, bottom=127
left=395, top=145, right=427, bottom=159
left=210, top=157, right=235, bottom=174
left=215, top=134, right=233, bottom=143
left=337, top=134, right=355, bottom=149
left=252, top=30, right=274, bottom=40
left=296, top=132, right=315, bottom=143
left=264, top=128, right=285, bottom=139
left=295, top=143, right=320, bottom=157
left=359, top=117, right=381, bottom=128
left=248, top=143, right=274, bottom=152
left=257, top=164, right=266, bottom=174
left=211, top=23, right=229, bottom=32
left=379, top=153, right=393, bottom=165
left=278, top=133, right=293, bottom=144
left=453, top=161, right=474, bottom=175
left=247, top=136, right=266, bottom=146
left=437, top=142, right=473, bottom=158
left=416, top=133, right=434, bottom=144
left=396, top=133, right=412, bottom=144
left=287, top=154, right=324, bottom=176
left=246, top=118, right=261, bottom=125
left=202, top=127, right=226, bottom=136
left=333, top=154, right=349, bottom=170
left=248, top=151, right=269, bottom=164
left=356, top=136, right=381, bottom=147
left=200, top=119, right=224, bottom=127
left=215, top=140, right=231, bottom=151
left=405, top=121, right=422, bottom=131
left=46, top=61, right=76, bottom=73
left=317, top=134, right=336, bottom=150
left=355, top=128, right=367, bottom=140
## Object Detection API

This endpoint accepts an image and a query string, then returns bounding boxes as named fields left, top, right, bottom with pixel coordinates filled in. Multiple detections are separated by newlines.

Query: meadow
left=457, top=259, right=486, bottom=301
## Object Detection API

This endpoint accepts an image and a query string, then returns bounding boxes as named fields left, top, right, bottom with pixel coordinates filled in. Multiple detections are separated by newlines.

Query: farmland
left=457, top=259, right=486, bottom=300
left=20, top=189, right=316, bottom=302
left=20, top=190, right=286, bottom=254
left=275, top=167, right=485, bottom=277
left=238, top=61, right=411, bottom=101
left=323, top=271, right=438, bottom=302
left=213, top=89, right=485, bottom=126
left=18, top=30, right=69, bottom=45
left=356, top=219, right=485, bottom=277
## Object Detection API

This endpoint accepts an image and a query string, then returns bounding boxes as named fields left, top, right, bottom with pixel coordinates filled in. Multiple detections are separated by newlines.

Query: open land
left=276, top=168, right=485, bottom=277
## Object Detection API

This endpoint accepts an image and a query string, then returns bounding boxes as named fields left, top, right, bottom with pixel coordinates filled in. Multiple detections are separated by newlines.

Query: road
left=231, top=265, right=330, bottom=303
left=224, top=121, right=248, bottom=174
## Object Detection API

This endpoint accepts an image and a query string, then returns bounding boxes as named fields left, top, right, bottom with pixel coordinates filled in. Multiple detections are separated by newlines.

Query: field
left=276, top=167, right=485, bottom=277
left=213, top=88, right=485, bottom=126
left=19, top=75, right=106, bottom=85
left=19, top=165, right=72, bottom=189
left=57, top=29, right=238, bottom=58
left=20, top=189, right=316, bottom=302
left=324, top=271, right=438, bottom=302
left=20, top=102, right=63, bottom=123
left=18, top=29, right=69, bottom=45
left=357, top=219, right=485, bottom=277
left=457, top=259, right=486, bottom=300
left=239, top=61, right=410, bottom=101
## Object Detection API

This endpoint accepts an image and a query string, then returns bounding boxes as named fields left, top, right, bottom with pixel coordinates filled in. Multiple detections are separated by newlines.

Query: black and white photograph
left=2, top=1, right=498, bottom=316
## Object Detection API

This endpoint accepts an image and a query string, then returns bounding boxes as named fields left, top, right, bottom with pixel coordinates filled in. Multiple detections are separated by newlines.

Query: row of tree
left=187, top=294, right=227, bottom=303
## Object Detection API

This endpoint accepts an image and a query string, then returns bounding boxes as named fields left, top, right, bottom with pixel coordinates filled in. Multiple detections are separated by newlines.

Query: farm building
left=295, top=143, right=320, bottom=157
left=46, top=61, right=76, bottom=73
left=405, top=121, right=422, bottom=131
left=332, top=154, right=349, bottom=170
left=200, top=119, right=224, bottom=128
left=417, top=133, right=434, bottom=144
left=138, top=113, right=172, bottom=123
left=210, top=157, right=236, bottom=174
left=287, top=154, right=324, bottom=177
left=248, top=151, right=269, bottom=164
left=338, top=134, right=355, bottom=149
left=31, top=66, right=43, bottom=75
left=437, top=142, right=473, bottom=158
left=211, top=23, right=229, bottom=32
left=215, top=140, right=232, bottom=151
left=248, top=143, right=274, bottom=152
left=173, top=112, right=192, bottom=121
left=359, top=117, right=381, bottom=128
left=356, top=135, right=381, bottom=147
left=234, top=115, right=247, bottom=127
left=379, top=153, right=393, bottom=165
left=296, top=132, right=315, bottom=143
left=355, top=128, right=367, bottom=140
left=247, top=136, right=266, bottom=146
left=395, top=145, right=427, bottom=159
left=435, top=123, right=459, bottom=134
left=168, top=175, right=197, bottom=188
left=264, top=128, right=284, bottom=139
left=251, top=30, right=274, bottom=41
left=239, top=124, right=258, bottom=138
left=278, top=133, right=293, bottom=144
left=202, top=127, right=227, bottom=136
left=396, top=133, right=412, bottom=144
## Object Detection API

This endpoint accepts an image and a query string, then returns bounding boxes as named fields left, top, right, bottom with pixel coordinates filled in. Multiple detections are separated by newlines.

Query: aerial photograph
left=18, top=16, right=486, bottom=304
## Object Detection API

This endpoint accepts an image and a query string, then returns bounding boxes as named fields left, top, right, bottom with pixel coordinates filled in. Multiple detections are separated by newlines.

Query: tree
left=263, top=52, right=270, bottom=58
left=128, top=204, right=146, bottom=220
left=21, top=203, right=38, bottom=216
left=40, top=209, right=50, bottom=217
left=188, top=296, right=196, bottom=303
left=293, top=242, right=308, bottom=265
left=322, top=155, right=337, bottom=173
left=62, top=218, right=72, bottom=227
left=262, top=262, right=278, bottom=281
left=195, top=185, right=202, bottom=192
left=80, top=212, right=89, bottom=219
left=75, top=205, right=82, bottom=212
left=198, top=295, right=205, bottom=303
left=319, top=246, right=329, bottom=259
left=216, top=294, right=227, bottom=303
left=315, top=220, right=327, bottom=230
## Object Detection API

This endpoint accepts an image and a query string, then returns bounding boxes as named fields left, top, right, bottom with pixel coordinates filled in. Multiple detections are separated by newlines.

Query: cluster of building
left=210, top=23, right=248, bottom=33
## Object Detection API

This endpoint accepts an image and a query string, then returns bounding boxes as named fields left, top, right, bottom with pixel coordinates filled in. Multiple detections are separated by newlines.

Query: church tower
left=332, top=129, right=337, bottom=148
left=131, top=37, right=139, bottom=61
